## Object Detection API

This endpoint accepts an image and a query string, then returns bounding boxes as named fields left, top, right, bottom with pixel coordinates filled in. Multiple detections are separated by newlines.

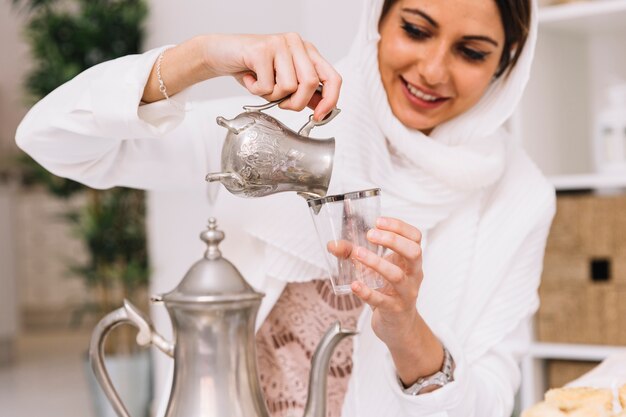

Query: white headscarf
left=247, top=0, right=538, bottom=286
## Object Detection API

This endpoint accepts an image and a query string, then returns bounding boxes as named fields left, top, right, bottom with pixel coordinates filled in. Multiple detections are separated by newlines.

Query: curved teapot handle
left=297, top=108, right=341, bottom=137
left=89, top=300, right=174, bottom=417
left=242, top=85, right=326, bottom=112
left=242, top=85, right=341, bottom=137
left=242, top=97, right=287, bottom=112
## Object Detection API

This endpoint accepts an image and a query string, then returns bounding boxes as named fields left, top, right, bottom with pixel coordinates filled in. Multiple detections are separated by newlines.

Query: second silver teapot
left=89, top=218, right=355, bottom=417
left=206, top=92, right=340, bottom=199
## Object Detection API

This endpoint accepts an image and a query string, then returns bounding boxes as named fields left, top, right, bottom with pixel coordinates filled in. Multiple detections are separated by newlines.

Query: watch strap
left=401, top=345, right=454, bottom=396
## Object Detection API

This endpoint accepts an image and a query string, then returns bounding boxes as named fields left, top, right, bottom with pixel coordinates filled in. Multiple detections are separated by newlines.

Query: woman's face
left=378, top=0, right=505, bottom=134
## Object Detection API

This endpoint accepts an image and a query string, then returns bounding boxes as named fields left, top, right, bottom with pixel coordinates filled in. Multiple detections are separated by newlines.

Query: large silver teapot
left=89, top=218, right=355, bottom=417
left=205, top=92, right=340, bottom=199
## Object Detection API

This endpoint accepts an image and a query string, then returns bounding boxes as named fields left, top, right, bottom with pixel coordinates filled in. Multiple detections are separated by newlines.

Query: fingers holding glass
left=352, top=246, right=419, bottom=305
left=375, top=217, right=422, bottom=245
left=366, top=223, right=423, bottom=278
left=350, top=279, right=398, bottom=311
left=326, top=239, right=354, bottom=259
left=344, top=217, right=424, bottom=307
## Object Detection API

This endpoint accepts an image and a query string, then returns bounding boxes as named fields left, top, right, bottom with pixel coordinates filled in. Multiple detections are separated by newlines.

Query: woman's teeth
left=406, top=83, right=440, bottom=102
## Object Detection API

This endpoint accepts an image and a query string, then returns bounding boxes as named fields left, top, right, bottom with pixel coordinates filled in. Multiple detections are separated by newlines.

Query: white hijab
left=247, top=0, right=538, bottom=289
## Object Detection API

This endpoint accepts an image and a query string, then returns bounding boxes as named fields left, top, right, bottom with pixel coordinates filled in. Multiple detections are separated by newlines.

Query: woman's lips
left=400, top=77, right=449, bottom=110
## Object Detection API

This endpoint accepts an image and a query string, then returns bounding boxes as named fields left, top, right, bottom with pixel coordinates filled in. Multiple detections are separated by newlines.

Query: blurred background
left=0, top=0, right=625, bottom=416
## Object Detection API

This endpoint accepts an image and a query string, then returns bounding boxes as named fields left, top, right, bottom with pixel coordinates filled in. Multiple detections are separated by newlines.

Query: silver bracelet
left=156, top=49, right=171, bottom=100
left=155, top=49, right=184, bottom=110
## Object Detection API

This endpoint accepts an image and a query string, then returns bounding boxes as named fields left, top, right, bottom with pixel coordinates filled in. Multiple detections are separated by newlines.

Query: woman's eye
left=460, top=47, right=488, bottom=62
left=401, top=20, right=430, bottom=40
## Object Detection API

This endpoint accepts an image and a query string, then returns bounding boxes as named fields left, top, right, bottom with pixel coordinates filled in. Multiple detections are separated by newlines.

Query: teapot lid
left=157, top=218, right=263, bottom=304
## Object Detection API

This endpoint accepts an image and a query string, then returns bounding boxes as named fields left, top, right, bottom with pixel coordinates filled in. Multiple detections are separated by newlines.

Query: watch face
left=402, top=372, right=448, bottom=395
left=430, top=373, right=448, bottom=386
left=401, top=346, right=454, bottom=395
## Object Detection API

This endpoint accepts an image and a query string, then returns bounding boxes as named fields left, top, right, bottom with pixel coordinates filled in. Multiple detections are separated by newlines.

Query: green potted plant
left=12, top=1, right=152, bottom=416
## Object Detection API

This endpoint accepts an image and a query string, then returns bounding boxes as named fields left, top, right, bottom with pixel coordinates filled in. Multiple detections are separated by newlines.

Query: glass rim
left=306, top=188, right=380, bottom=208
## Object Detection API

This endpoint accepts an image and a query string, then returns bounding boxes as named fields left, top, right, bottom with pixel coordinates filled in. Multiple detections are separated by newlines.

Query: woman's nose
left=417, top=44, right=450, bottom=86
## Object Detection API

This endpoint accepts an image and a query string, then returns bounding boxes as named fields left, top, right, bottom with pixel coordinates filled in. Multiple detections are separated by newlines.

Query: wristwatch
left=400, top=346, right=454, bottom=396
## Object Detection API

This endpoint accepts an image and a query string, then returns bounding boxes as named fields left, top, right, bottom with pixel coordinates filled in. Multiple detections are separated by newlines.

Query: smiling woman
left=380, top=0, right=531, bottom=75
left=378, top=0, right=530, bottom=133
left=15, top=0, right=556, bottom=416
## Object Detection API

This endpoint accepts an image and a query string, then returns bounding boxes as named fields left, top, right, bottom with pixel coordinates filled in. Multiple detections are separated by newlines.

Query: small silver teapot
left=89, top=218, right=355, bottom=417
left=206, top=92, right=340, bottom=199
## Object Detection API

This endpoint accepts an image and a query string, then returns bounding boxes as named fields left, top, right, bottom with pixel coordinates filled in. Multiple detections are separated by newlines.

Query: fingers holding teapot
left=202, top=33, right=341, bottom=121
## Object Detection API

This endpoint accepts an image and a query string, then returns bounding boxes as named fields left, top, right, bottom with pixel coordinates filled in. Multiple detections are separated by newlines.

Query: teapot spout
left=216, top=115, right=256, bottom=135
left=216, top=116, right=240, bottom=134
left=205, top=171, right=244, bottom=185
left=303, top=321, right=357, bottom=417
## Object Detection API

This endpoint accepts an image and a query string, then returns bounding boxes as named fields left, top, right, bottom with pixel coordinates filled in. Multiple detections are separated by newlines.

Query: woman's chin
left=392, top=108, right=438, bottom=134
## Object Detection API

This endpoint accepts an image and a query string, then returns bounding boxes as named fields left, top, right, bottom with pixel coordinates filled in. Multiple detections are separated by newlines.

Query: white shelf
left=519, top=3, right=626, bottom=412
left=550, top=173, right=626, bottom=191
left=521, top=342, right=626, bottom=412
left=539, top=0, right=626, bottom=33
left=530, top=341, right=626, bottom=361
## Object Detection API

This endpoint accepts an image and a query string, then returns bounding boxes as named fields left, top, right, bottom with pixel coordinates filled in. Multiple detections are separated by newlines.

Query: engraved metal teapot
left=205, top=91, right=340, bottom=199
left=89, top=218, right=355, bottom=417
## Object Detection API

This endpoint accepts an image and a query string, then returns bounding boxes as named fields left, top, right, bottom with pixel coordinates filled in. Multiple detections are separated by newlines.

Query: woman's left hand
left=329, top=216, right=445, bottom=384
left=351, top=216, right=424, bottom=350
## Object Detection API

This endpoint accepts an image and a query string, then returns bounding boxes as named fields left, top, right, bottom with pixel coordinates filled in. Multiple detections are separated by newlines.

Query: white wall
left=142, top=0, right=363, bottom=410
left=0, top=1, right=31, bottom=154
left=0, top=183, right=18, bottom=364
left=0, top=2, right=27, bottom=359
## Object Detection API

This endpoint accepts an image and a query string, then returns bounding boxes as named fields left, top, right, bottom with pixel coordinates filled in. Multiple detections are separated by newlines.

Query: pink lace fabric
left=255, top=279, right=364, bottom=417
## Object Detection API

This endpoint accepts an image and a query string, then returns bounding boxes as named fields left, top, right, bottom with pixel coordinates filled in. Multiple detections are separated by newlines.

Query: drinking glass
left=307, top=188, right=384, bottom=295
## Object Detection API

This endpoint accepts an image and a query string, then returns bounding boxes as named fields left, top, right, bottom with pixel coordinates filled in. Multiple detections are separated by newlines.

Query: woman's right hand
left=143, top=34, right=342, bottom=121
left=203, top=33, right=341, bottom=121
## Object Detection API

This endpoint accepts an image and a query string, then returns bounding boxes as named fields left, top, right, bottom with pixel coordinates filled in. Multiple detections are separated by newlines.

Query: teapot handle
left=242, top=85, right=325, bottom=112
left=89, top=300, right=174, bottom=417
left=242, top=85, right=341, bottom=137
left=297, top=108, right=341, bottom=137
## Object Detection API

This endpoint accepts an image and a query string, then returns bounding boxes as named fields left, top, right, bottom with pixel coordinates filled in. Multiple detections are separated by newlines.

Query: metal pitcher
left=89, top=218, right=356, bottom=417
left=206, top=91, right=340, bottom=199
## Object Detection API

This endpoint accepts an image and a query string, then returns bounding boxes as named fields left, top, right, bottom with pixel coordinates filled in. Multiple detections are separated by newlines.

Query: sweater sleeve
left=379, top=199, right=556, bottom=417
left=15, top=46, right=214, bottom=191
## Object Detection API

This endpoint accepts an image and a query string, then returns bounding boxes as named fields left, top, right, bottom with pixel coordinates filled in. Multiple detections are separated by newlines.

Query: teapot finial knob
left=200, top=217, right=225, bottom=260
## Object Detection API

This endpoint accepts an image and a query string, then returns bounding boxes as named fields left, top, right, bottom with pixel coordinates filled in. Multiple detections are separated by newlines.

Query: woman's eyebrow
left=462, top=35, right=499, bottom=47
left=400, top=8, right=438, bottom=28
left=400, top=8, right=500, bottom=48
